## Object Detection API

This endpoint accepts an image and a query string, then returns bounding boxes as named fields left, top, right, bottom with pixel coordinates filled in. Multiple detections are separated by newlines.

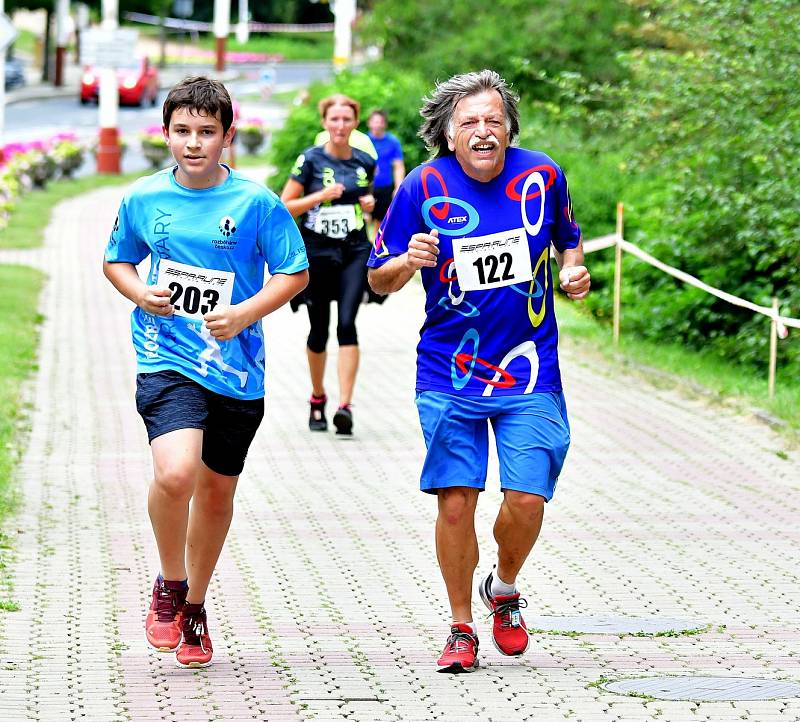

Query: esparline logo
left=460, top=236, right=522, bottom=253
left=163, top=268, right=230, bottom=286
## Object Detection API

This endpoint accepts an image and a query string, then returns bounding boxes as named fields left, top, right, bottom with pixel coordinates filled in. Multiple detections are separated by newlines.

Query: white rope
left=581, top=235, right=798, bottom=334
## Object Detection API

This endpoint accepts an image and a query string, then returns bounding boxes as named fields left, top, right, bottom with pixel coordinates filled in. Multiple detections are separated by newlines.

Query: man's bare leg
left=436, top=487, right=481, bottom=621
left=493, top=489, right=545, bottom=585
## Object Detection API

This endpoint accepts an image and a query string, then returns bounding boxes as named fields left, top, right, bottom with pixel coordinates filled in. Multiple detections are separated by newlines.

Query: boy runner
left=103, top=77, right=308, bottom=668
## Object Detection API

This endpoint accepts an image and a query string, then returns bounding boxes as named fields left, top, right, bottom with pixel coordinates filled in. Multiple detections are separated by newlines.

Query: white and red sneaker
left=478, top=570, right=530, bottom=656
left=176, top=603, right=213, bottom=668
left=145, top=576, right=186, bottom=652
left=436, top=623, right=479, bottom=673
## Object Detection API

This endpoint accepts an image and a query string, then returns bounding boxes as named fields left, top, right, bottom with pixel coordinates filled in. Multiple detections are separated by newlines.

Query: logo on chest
left=212, top=215, right=238, bottom=250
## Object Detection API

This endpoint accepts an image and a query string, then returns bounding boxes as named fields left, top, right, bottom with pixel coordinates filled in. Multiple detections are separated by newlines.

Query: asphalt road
left=4, top=61, right=333, bottom=175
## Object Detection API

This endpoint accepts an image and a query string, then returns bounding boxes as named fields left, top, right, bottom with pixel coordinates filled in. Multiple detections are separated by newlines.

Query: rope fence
left=581, top=203, right=796, bottom=399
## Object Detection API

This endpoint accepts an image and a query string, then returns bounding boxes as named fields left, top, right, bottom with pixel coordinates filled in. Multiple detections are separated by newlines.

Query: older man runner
left=367, top=69, right=590, bottom=673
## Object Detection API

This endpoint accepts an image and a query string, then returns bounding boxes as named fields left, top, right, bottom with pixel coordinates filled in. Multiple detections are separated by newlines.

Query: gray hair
left=419, top=69, right=520, bottom=158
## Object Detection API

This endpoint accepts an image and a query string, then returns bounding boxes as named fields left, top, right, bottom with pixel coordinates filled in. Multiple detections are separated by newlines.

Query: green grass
left=0, top=265, right=44, bottom=524
left=0, top=172, right=140, bottom=250
left=556, top=294, right=800, bottom=435
left=11, top=29, right=36, bottom=58
left=197, top=31, right=333, bottom=61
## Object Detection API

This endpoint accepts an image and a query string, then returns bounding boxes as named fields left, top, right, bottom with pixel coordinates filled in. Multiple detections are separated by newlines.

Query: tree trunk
left=42, top=8, right=53, bottom=83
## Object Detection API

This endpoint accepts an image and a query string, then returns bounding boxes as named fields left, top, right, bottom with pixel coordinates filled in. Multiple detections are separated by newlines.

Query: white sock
left=491, top=571, right=517, bottom=597
left=453, top=621, right=477, bottom=635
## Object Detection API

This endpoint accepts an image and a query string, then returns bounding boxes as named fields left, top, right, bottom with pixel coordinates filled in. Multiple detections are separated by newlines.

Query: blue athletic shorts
left=414, top=390, right=571, bottom=500
left=135, top=370, right=264, bottom=477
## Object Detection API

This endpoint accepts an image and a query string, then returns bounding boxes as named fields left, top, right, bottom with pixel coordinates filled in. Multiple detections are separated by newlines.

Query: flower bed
left=140, top=126, right=171, bottom=169
left=0, top=134, right=88, bottom=230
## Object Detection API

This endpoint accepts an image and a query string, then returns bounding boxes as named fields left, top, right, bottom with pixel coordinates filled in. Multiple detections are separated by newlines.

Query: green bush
left=360, top=0, right=640, bottom=103
left=587, top=0, right=800, bottom=370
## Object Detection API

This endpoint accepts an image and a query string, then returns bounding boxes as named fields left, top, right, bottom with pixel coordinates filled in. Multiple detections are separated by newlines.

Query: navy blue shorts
left=135, top=370, right=264, bottom=477
left=372, top=185, right=394, bottom=221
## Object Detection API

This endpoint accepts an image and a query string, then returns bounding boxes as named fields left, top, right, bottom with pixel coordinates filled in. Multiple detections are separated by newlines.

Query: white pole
left=332, top=0, right=356, bottom=71
left=99, top=0, right=118, bottom=131
left=612, top=202, right=624, bottom=346
left=97, top=0, right=120, bottom=173
left=768, top=297, right=778, bottom=400
left=0, top=1, right=6, bottom=142
left=213, top=0, right=230, bottom=71
left=235, top=0, right=249, bottom=44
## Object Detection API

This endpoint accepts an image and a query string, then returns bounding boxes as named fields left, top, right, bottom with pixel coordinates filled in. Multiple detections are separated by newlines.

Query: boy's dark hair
left=368, top=108, right=388, bottom=123
left=162, top=76, right=234, bottom=133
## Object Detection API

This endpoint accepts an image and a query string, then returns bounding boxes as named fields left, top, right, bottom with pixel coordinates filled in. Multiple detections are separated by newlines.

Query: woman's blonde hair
left=318, top=94, right=361, bottom=122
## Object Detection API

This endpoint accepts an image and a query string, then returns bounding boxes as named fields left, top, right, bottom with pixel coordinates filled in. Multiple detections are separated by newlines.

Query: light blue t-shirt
left=105, top=166, right=308, bottom=399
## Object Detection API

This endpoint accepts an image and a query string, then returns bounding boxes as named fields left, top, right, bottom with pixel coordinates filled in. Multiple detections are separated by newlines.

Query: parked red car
left=80, top=57, right=159, bottom=106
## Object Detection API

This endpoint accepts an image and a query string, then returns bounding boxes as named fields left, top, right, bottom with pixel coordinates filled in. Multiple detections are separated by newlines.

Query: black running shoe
left=309, top=395, right=328, bottom=431
left=333, top=405, right=353, bottom=435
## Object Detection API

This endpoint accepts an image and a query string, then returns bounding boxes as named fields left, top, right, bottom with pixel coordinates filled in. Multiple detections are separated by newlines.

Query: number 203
left=168, top=282, right=220, bottom=315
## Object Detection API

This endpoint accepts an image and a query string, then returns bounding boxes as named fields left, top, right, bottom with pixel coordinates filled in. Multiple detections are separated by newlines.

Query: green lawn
left=11, top=29, right=36, bottom=58
left=556, top=294, right=800, bottom=435
left=0, top=172, right=141, bottom=250
left=197, top=31, right=333, bottom=61
left=0, top=265, right=44, bottom=525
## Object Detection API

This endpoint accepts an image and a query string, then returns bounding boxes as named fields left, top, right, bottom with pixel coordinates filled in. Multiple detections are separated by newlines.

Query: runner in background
left=366, top=109, right=405, bottom=235
left=281, top=94, right=376, bottom=436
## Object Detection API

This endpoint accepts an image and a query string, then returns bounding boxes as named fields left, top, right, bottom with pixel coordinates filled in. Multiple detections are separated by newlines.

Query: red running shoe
left=145, top=576, right=187, bottom=652
left=478, top=570, right=530, bottom=656
left=176, top=603, right=213, bottom=668
left=436, top=623, right=479, bottom=673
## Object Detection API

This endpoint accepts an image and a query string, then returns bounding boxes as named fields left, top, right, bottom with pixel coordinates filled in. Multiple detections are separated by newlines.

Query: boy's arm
left=102, top=260, right=174, bottom=316
left=203, top=270, right=309, bottom=341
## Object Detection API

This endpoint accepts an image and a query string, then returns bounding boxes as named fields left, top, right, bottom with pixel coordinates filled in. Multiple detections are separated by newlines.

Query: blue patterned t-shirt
left=367, top=148, right=580, bottom=396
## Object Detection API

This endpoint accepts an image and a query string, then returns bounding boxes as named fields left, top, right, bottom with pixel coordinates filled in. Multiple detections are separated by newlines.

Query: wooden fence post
left=768, top=296, right=778, bottom=400
left=612, top=202, right=624, bottom=346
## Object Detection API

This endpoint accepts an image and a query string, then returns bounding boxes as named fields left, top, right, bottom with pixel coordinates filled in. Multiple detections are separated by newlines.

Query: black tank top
left=289, top=145, right=375, bottom=247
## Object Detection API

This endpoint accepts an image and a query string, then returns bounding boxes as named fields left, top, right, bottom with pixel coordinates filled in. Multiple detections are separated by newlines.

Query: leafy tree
left=360, top=0, right=640, bottom=100
left=585, top=0, right=800, bottom=368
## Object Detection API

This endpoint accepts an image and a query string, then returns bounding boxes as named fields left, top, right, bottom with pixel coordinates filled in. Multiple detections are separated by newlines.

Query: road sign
left=82, top=27, right=138, bottom=68
left=0, top=13, right=18, bottom=52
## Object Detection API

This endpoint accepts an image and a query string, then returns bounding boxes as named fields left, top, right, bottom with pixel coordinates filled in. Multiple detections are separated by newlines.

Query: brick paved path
left=0, top=184, right=799, bottom=721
